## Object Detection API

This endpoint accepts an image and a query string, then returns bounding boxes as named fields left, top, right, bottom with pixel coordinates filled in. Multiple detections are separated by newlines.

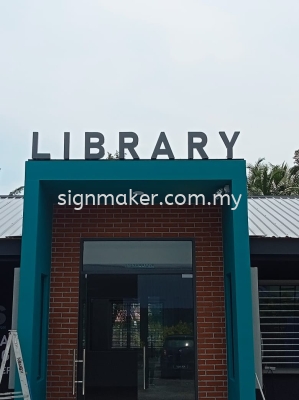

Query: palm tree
left=247, top=158, right=299, bottom=195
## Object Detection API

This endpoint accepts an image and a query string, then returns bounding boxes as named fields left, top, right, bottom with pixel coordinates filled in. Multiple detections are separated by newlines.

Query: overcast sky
left=0, top=0, right=298, bottom=193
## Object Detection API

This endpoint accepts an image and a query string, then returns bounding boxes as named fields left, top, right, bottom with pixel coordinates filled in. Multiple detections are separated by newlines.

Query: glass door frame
left=76, top=237, right=198, bottom=400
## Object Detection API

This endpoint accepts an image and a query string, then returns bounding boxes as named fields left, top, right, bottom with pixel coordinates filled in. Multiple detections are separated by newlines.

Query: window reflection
left=112, top=300, right=141, bottom=349
left=86, top=273, right=195, bottom=400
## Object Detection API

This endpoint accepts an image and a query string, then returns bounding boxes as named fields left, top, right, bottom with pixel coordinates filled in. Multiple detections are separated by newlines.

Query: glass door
left=78, top=273, right=195, bottom=400
left=137, top=274, right=195, bottom=400
left=78, top=274, right=139, bottom=400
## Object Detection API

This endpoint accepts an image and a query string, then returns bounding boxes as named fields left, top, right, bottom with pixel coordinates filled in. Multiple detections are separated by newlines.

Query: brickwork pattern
left=47, top=205, right=227, bottom=399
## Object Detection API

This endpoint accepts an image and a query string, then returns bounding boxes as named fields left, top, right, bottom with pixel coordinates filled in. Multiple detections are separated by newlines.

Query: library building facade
left=1, top=156, right=299, bottom=400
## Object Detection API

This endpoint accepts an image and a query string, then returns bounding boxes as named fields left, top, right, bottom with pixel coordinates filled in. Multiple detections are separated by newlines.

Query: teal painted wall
left=222, top=177, right=256, bottom=399
left=17, top=159, right=256, bottom=400
left=18, top=178, right=52, bottom=399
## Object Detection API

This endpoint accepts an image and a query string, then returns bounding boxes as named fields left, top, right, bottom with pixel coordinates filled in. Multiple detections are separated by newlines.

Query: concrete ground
left=139, top=378, right=195, bottom=400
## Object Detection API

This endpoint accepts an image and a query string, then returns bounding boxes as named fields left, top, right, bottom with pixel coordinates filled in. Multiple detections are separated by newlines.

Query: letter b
left=85, top=132, right=105, bottom=159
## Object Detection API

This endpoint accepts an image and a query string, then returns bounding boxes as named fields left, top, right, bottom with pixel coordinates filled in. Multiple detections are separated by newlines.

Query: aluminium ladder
left=255, top=372, right=266, bottom=400
left=0, top=330, right=31, bottom=400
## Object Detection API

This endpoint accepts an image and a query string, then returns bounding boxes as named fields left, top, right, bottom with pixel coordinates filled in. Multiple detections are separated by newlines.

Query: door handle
left=82, top=348, right=86, bottom=395
left=72, top=349, right=85, bottom=395
left=143, top=346, right=146, bottom=390
left=72, top=349, right=76, bottom=395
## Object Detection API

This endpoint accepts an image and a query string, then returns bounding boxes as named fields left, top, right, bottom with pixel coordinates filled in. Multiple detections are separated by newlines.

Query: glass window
left=163, top=338, right=194, bottom=348
left=83, top=240, right=192, bottom=273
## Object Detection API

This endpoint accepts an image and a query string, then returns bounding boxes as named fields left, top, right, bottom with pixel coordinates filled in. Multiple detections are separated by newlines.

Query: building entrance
left=76, top=240, right=196, bottom=400
left=78, top=273, right=195, bottom=400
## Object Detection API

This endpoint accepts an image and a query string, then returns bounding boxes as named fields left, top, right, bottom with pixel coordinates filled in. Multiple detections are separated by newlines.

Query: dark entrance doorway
left=76, top=240, right=196, bottom=400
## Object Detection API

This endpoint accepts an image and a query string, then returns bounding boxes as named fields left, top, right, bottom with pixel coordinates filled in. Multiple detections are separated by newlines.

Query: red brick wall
left=47, top=205, right=227, bottom=399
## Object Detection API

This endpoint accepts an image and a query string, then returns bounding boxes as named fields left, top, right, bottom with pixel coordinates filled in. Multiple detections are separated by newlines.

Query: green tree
left=9, top=186, right=24, bottom=195
left=247, top=158, right=299, bottom=195
left=106, top=150, right=120, bottom=160
left=290, top=149, right=299, bottom=175
left=106, top=150, right=126, bottom=159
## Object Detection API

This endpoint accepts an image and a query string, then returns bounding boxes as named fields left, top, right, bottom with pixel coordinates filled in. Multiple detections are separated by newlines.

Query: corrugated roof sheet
left=0, top=195, right=299, bottom=239
left=0, top=196, right=24, bottom=238
left=248, top=196, right=299, bottom=238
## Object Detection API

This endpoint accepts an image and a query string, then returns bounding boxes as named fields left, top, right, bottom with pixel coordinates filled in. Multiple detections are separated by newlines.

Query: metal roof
left=248, top=196, right=299, bottom=238
left=0, top=195, right=299, bottom=239
left=0, top=196, right=24, bottom=238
